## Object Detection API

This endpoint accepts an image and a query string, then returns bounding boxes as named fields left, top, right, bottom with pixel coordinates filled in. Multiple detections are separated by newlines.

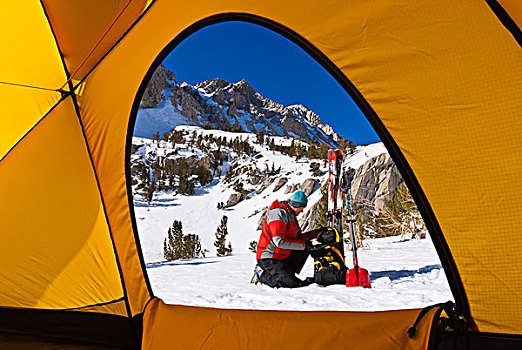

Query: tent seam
left=0, top=81, right=61, bottom=92
left=39, top=0, right=135, bottom=325
left=59, top=0, right=134, bottom=90
left=65, top=83, right=134, bottom=321
left=61, top=297, right=126, bottom=312
left=0, top=94, right=67, bottom=166
left=485, top=0, right=522, bottom=48
left=73, top=0, right=158, bottom=91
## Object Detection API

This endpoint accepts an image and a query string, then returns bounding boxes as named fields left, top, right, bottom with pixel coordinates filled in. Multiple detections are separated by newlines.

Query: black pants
left=257, top=250, right=309, bottom=288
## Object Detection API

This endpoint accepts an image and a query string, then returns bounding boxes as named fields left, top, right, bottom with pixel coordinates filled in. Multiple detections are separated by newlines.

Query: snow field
left=133, top=128, right=453, bottom=311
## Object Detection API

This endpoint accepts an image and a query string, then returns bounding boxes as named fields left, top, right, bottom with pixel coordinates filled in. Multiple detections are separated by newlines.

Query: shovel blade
left=346, top=266, right=371, bottom=288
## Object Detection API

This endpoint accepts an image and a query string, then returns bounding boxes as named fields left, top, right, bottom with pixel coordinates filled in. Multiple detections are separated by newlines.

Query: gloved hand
left=318, top=227, right=338, bottom=244
left=302, top=226, right=328, bottom=241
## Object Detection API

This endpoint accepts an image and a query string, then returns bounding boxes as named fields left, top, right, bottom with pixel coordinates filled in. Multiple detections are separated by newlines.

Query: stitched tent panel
left=0, top=3, right=66, bottom=89
left=142, top=299, right=437, bottom=350
left=498, top=0, right=522, bottom=30
left=0, top=98, right=124, bottom=313
left=41, top=0, right=152, bottom=82
left=0, top=85, right=61, bottom=161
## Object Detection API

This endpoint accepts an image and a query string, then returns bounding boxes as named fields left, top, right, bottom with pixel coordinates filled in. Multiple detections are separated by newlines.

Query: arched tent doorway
left=1, top=1, right=522, bottom=349
left=129, top=13, right=456, bottom=309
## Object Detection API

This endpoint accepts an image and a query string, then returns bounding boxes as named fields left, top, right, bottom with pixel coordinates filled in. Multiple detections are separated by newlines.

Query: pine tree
left=226, top=242, right=233, bottom=256
left=214, top=215, right=231, bottom=256
left=178, top=176, right=195, bottom=195
left=164, top=220, right=203, bottom=260
left=313, top=183, right=329, bottom=229
left=255, top=128, right=265, bottom=145
left=183, top=234, right=202, bottom=259
left=162, top=131, right=170, bottom=142
left=349, top=141, right=356, bottom=154
left=309, top=162, right=322, bottom=177
left=163, top=220, right=185, bottom=260
left=195, top=166, right=212, bottom=186
left=145, top=179, right=155, bottom=204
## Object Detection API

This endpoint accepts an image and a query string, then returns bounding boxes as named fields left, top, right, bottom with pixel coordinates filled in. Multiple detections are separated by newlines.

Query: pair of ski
left=327, top=149, right=371, bottom=288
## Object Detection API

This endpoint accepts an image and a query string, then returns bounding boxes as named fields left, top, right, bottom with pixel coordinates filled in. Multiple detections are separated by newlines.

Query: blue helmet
left=289, top=190, right=308, bottom=208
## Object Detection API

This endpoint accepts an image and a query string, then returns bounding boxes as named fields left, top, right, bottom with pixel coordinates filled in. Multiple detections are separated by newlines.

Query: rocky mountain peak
left=196, top=78, right=231, bottom=93
left=139, top=65, right=342, bottom=145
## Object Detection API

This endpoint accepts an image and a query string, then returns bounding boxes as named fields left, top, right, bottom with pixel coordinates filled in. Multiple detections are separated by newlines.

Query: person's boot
left=250, top=265, right=264, bottom=284
left=300, top=276, right=315, bottom=287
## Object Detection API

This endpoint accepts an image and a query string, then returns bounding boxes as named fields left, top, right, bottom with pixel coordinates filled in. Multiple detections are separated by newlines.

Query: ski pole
left=347, top=189, right=359, bottom=285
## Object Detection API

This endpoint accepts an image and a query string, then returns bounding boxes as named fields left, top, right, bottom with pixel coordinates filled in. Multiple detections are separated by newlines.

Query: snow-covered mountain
left=130, top=126, right=452, bottom=311
left=134, top=64, right=340, bottom=145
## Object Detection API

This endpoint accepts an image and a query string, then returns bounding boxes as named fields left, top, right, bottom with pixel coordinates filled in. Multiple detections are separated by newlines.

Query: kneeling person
left=255, top=190, right=318, bottom=288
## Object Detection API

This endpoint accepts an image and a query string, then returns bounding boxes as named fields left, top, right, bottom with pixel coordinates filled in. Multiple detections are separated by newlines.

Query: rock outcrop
left=299, top=152, right=402, bottom=230
left=140, top=64, right=176, bottom=109
left=285, top=178, right=318, bottom=196
left=272, top=177, right=288, bottom=192
left=351, top=153, right=402, bottom=215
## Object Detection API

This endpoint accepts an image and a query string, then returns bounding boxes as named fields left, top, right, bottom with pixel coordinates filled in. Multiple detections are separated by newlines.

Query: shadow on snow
left=146, top=259, right=219, bottom=269
left=370, top=264, right=442, bottom=282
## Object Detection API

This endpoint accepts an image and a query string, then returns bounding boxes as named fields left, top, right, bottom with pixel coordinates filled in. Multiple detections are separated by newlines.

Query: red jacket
left=256, top=200, right=315, bottom=260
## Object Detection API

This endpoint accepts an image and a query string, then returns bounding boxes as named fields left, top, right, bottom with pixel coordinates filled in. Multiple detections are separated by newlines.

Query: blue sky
left=163, top=21, right=379, bottom=145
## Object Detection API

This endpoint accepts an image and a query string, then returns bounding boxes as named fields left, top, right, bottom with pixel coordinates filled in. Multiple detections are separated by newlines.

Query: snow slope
left=133, top=127, right=453, bottom=311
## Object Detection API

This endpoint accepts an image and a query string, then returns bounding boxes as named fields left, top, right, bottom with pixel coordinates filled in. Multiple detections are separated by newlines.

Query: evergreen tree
left=309, top=162, right=322, bottom=177
left=164, top=220, right=203, bottom=260
left=214, top=215, right=232, bottom=256
left=183, top=233, right=202, bottom=259
left=349, top=141, right=356, bottom=154
left=162, top=131, right=170, bottom=142
left=338, top=137, right=349, bottom=155
left=145, top=179, right=155, bottom=204
left=195, top=166, right=212, bottom=186
left=170, top=130, right=184, bottom=144
left=312, top=183, right=329, bottom=229
left=255, top=128, right=265, bottom=145
left=178, top=176, right=195, bottom=195
left=226, top=242, right=233, bottom=256
left=163, top=220, right=185, bottom=260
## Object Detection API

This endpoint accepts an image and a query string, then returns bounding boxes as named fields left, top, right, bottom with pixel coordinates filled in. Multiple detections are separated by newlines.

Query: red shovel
left=345, top=189, right=371, bottom=288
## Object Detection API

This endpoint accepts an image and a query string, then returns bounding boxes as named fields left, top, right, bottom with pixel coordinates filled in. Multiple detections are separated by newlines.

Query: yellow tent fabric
left=142, top=299, right=437, bottom=350
left=1, top=0, right=522, bottom=348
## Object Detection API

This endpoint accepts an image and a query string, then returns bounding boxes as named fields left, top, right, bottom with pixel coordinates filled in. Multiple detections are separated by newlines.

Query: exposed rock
left=170, top=85, right=206, bottom=123
left=140, top=64, right=341, bottom=145
left=225, top=193, right=242, bottom=208
left=301, top=178, right=319, bottom=196
left=249, top=174, right=262, bottom=185
left=255, top=207, right=270, bottom=230
left=288, top=104, right=340, bottom=142
left=351, top=153, right=402, bottom=218
left=272, top=177, right=288, bottom=192
left=257, top=175, right=274, bottom=194
left=285, top=183, right=299, bottom=194
left=299, top=200, right=321, bottom=232
left=140, top=64, right=176, bottom=109
left=285, top=178, right=318, bottom=196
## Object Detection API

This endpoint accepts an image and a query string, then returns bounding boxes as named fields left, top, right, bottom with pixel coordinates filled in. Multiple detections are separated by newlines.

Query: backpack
left=309, top=227, right=347, bottom=286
